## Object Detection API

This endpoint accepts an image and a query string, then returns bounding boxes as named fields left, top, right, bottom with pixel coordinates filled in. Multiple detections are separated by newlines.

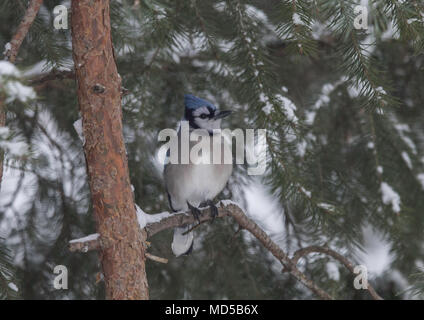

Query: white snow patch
left=318, top=202, right=335, bottom=212
left=401, top=151, right=412, bottom=169
left=69, top=233, right=100, bottom=244
left=347, top=85, right=360, bottom=98
left=416, top=173, right=424, bottom=191
left=219, top=199, right=240, bottom=208
left=300, top=186, right=311, bottom=198
left=8, top=282, right=18, bottom=292
left=293, top=13, right=305, bottom=25
left=260, top=91, right=298, bottom=121
left=311, top=21, right=330, bottom=40
left=0, top=128, right=29, bottom=157
left=0, top=128, right=9, bottom=139
left=326, top=261, right=340, bottom=281
left=22, top=60, right=48, bottom=77
left=394, top=123, right=417, bottom=155
left=0, top=60, right=19, bottom=77
left=245, top=4, right=271, bottom=29
left=278, top=95, right=298, bottom=123
left=0, top=127, right=9, bottom=137
left=381, top=21, right=399, bottom=41
left=136, top=204, right=172, bottom=230
left=4, top=80, right=36, bottom=103
left=0, top=61, right=36, bottom=103
left=3, top=43, right=11, bottom=56
left=73, top=118, right=85, bottom=145
left=297, top=140, right=307, bottom=157
left=0, top=140, right=28, bottom=157
left=376, top=86, right=387, bottom=95
left=21, top=58, right=73, bottom=78
left=407, top=18, right=419, bottom=25
left=260, top=93, right=273, bottom=115
left=213, top=1, right=225, bottom=12
left=306, top=81, right=345, bottom=125
left=358, top=226, right=394, bottom=275
left=170, top=33, right=208, bottom=61
left=244, top=182, right=284, bottom=235
left=380, top=182, right=401, bottom=213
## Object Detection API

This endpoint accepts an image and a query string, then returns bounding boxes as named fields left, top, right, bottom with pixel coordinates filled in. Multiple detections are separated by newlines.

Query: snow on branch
left=70, top=200, right=359, bottom=300
left=72, top=118, right=85, bottom=145
left=69, top=233, right=100, bottom=253
left=69, top=201, right=232, bottom=253
left=69, top=200, right=384, bottom=299
left=380, top=182, right=401, bottom=213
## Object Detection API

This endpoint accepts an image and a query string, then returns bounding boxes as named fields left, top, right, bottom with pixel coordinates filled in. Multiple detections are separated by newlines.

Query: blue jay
left=164, top=94, right=233, bottom=256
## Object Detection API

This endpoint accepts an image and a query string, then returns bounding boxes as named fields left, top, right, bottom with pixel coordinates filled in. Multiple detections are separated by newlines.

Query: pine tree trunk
left=71, top=0, right=149, bottom=300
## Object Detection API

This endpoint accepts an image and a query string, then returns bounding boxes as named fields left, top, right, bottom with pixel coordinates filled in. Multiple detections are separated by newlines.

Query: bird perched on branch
left=164, top=94, right=233, bottom=257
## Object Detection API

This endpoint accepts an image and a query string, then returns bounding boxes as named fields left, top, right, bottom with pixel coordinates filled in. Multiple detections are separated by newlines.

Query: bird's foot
left=204, top=200, right=218, bottom=223
left=187, top=201, right=201, bottom=224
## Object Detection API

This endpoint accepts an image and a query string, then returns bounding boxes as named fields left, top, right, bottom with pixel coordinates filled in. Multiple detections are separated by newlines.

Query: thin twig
left=145, top=253, right=168, bottom=264
left=182, top=220, right=207, bottom=235
left=4, top=0, right=44, bottom=63
left=286, top=245, right=383, bottom=300
left=26, top=69, right=130, bottom=96
left=28, top=69, right=75, bottom=85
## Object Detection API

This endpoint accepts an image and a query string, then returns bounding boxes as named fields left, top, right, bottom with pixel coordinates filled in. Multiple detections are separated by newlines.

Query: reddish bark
left=4, top=0, right=44, bottom=64
left=71, top=0, right=149, bottom=299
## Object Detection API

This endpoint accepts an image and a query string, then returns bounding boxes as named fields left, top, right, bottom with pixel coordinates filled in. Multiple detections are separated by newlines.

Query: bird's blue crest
left=184, top=94, right=216, bottom=110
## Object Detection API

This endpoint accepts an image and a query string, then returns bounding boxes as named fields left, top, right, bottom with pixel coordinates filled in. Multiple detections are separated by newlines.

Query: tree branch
left=28, top=69, right=75, bottom=85
left=69, top=234, right=100, bottom=252
left=69, top=200, right=334, bottom=300
left=145, top=253, right=168, bottom=264
left=69, top=204, right=230, bottom=252
left=286, top=245, right=383, bottom=300
left=4, top=0, right=44, bottom=63
left=26, top=69, right=130, bottom=96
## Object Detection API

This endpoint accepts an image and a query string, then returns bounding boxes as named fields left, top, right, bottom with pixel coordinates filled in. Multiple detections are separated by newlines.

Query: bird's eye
left=200, top=114, right=208, bottom=119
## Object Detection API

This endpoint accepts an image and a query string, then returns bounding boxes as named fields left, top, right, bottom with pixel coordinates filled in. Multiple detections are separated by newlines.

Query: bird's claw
left=187, top=201, right=201, bottom=224
left=202, top=200, right=218, bottom=223
left=209, top=203, right=218, bottom=222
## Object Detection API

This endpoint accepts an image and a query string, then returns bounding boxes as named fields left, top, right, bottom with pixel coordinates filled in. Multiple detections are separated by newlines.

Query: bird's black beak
left=214, top=110, right=232, bottom=119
